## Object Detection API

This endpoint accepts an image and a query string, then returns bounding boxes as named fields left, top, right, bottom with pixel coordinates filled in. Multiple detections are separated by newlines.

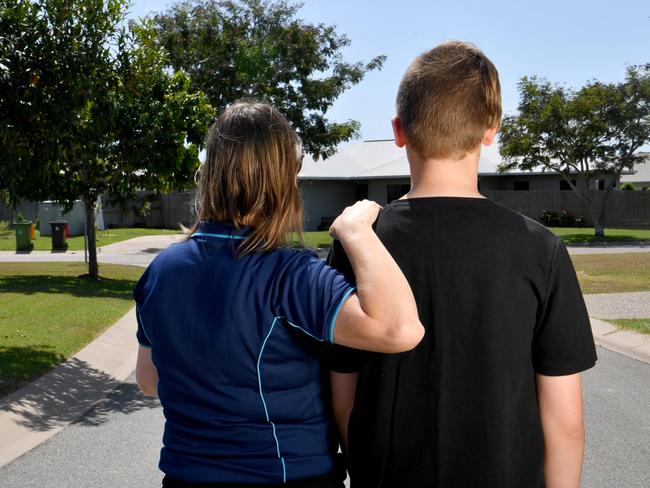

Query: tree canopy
left=151, top=0, right=386, bottom=159
left=0, top=0, right=213, bottom=278
left=499, top=66, right=650, bottom=236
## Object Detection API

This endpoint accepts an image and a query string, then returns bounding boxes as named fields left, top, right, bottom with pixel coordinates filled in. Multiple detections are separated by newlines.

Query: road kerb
left=590, top=317, right=650, bottom=365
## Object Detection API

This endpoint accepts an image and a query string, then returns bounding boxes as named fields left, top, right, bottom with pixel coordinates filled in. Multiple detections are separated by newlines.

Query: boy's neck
left=403, top=146, right=484, bottom=199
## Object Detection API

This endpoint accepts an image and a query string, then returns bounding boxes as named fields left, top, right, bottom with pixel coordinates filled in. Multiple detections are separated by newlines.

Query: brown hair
left=396, top=40, right=502, bottom=160
left=187, top=100, right=304, bottom=255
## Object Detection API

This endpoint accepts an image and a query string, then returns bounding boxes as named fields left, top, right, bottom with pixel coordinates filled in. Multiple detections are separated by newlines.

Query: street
left=0, top=347, right=648, bottom=487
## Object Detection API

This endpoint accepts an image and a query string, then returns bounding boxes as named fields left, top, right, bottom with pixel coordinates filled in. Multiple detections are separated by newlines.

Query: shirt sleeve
left=133, top=267, right=153, bottom=348
left=323, top=241, right=364, bottom=373
left=532, top=240, right=597, bottom=376
left=273, top=250, right=356, bottom=344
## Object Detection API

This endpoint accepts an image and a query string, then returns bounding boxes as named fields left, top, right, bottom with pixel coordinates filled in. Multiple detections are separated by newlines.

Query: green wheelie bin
left=14, top=221, right=33, bottom=251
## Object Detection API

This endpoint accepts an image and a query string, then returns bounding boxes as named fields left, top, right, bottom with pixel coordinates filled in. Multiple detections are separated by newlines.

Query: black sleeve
left=327, top=239, right=356, bottom=283
left=323, top=240, right=365, bottom=373
left=532, top=240, right=597, bottom=376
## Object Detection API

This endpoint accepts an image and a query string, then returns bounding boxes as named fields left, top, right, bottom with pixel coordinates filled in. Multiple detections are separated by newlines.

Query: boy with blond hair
left=328, top=41, right=596, bottom=488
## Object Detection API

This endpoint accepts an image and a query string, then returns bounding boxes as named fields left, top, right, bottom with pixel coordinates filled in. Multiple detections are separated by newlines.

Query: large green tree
left=499, top=66, right=650, bottom=236
left=151, top=0, right=385, bottom=159
left=0, top=0, right=213, bottom=279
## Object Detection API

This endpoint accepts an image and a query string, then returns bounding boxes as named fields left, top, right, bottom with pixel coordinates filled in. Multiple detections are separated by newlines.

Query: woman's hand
left=329, top=200, right=382, bottom=241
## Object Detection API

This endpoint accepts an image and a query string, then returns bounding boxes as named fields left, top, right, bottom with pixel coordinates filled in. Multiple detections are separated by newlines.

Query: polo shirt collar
left=195, top=221, right=253, bottom=239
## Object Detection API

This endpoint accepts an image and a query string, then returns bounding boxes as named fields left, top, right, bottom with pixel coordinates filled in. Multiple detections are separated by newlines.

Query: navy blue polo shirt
left=133, top=221, right=355, bottom=484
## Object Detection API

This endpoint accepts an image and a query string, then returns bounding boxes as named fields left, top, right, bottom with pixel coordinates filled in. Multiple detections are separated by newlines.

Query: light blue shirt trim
left=257, top=317, right=287, bottom=483
left=328, top=287, right=357, bottom=344
left=191, top=232, right=248, bottom=240
left=136, top=307, right=153, bottom=347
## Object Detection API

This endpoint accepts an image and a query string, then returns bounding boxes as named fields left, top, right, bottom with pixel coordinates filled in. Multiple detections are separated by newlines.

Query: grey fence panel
left=0, top=201, right=38, bottom=222
left=482, top=191, right=650, bottom=228
left=3, top=190, right=649, bottom=230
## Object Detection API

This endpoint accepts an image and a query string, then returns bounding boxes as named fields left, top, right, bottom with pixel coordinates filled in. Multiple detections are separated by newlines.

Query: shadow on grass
left=0, top=275, right=137, bottom=300
left=0, top=345, right=65, bottom=399
left=0, top=351, right=159, bottom=432
left=561, top=235, right=650, bottom=246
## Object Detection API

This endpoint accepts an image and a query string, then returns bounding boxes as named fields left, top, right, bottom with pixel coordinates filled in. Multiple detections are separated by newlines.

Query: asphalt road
left=0, top=347, right=647, bottom=488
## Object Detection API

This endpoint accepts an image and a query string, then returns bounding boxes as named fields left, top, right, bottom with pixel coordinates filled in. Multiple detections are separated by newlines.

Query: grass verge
left=292, top=231, right=332, bottom=249
left=296, top=228, right=650, bottom=249
left=550, top=227, right=650, bottom=245
left=0, top=262, right=144, bottom=398
left=0, top=227, right=181, bottom=252
left=608, top=319, right=650, bottom=335
left=571, top=253, right=650, bottom=294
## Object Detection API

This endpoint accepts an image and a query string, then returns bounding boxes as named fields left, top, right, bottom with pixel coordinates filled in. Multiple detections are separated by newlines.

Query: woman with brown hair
left=134, top=101, right=423, bottom=488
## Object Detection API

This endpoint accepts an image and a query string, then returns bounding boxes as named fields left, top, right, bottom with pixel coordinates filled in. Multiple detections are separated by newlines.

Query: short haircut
left=396, top=40, right=502, bottom=160
left=189, top=100, right=304, bottom=255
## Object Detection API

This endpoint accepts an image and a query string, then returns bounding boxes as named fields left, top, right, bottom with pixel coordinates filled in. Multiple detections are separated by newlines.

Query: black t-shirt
left=327, top=197, right=597, bottom=488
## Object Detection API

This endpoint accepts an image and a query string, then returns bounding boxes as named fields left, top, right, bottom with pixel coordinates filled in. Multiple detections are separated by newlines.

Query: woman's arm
left=136, top=346, right=159, bottom=397
left=329, top=200, right=424, bottom=353
left=536, top=372, right=585, bottom=488
left=331, top=372, right=358, bottom=454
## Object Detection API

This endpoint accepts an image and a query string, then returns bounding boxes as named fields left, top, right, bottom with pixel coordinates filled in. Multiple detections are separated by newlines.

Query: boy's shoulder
left=381, top=197, right=562, bottom=252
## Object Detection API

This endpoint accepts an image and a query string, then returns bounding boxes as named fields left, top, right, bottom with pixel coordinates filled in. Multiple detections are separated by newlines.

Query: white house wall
left=299, top=180, right=357, bottom=231
left=368, top=178, right=411, bottom=204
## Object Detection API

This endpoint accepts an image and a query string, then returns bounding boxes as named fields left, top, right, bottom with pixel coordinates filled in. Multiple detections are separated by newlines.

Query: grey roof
left=299, top=139, right=503, bottom=180
left=298, top=139, right=635, bottom=180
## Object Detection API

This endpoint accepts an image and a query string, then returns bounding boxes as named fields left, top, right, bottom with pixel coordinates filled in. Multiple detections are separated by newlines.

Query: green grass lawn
left=608, top=319, right=650, bottom=335
left=550, top=227, right=650, bottom=244
left=0, top=227, right=180, bottom=252
left=292, top=231, right=332, bottom=249
left=296, top=228, right=650, bottom=249
left=0, top=262, right=144, bottom=398
left=571, top=253, right=650, bottom=294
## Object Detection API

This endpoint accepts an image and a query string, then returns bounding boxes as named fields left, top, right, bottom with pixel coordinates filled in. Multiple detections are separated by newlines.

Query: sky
left=128, top=0, right=650, bottom=143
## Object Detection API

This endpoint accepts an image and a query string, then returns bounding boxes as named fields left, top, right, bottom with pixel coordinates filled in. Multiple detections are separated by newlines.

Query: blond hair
left=396, top=40, right=502, bottom=160
left=188, top=101, right=304, bottom=255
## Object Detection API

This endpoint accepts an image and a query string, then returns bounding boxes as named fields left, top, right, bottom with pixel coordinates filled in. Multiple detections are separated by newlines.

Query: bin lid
left=50, top=220, right=68, bottom=224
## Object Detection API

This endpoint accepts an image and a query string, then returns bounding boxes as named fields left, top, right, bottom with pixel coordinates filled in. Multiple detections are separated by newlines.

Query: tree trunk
left=84, top=196, right=99, bottom=280
left=590, top=210, right=605, bottom=237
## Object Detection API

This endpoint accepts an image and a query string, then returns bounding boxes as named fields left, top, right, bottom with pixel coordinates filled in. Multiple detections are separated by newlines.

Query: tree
left=499, top=66, right=650, bottom=236
left=0, top=0, right=213, bottom=279
left=151, top=0, right=385, bottom=159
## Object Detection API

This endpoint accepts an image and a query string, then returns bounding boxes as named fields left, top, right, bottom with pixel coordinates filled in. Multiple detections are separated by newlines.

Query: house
left=620, top=154, right=650, bottom=190
left=298, top=139, right=625, bottom=230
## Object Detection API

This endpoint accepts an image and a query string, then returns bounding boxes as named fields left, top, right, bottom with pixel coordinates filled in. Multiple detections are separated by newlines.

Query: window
left=560, top=179, right=576, bottom=191
left=597, top=179, right=616, bottom=191
left=513, top=181, right=530, bottom=191
left=387, top=184, right=411, bottom=202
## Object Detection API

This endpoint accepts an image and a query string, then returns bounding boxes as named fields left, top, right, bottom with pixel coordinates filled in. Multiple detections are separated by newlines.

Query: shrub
left=540, top=209, right=584, bottom=227
left=0, top=221, right=11, bottom=238
left=540, top=210, right=560, bottom=227
left=620, top=183, right=636, bottom=191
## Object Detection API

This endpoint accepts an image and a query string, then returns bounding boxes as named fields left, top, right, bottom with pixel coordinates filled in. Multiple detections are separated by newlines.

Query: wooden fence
left=2, top=190, right=648, bottom=230
left=482, top=190, right=650, bottom=229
